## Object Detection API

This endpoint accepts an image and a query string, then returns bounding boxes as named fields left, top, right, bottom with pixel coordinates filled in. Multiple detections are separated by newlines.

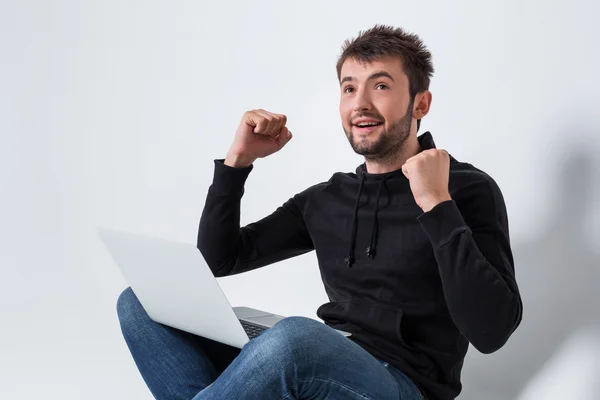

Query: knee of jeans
left=269, top=316, right=330, bottom=346
left=237, top=319, right=305, bottom=370
left=272, top=317, right=345, bottom=359
left=116, top=287, right=146, bottom=331
left=240, top=317, right=332, bottom=373
left=273, top=315, right=326, bottom=332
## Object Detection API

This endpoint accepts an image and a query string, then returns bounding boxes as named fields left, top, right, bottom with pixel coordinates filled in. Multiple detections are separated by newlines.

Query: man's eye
left=376, top=84, right=389, bottom=90
left=344, top=87, right=354, bottom=93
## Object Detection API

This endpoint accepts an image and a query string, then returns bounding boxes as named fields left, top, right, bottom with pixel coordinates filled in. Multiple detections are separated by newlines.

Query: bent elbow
left=471, top=333, right=510, bottom=354
left=196, top=244, right=233, bottom=277
left=471, top=308, right=522, bottom=354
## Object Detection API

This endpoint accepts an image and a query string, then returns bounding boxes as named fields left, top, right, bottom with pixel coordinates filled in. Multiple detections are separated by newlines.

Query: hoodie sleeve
left=417, top=177, right=523, bottom=354
left=197, top=159, right=314, bottom=277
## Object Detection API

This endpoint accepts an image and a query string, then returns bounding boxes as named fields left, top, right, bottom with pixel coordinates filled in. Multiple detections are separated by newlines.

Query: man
left=117, top=25, right=523, bottom=400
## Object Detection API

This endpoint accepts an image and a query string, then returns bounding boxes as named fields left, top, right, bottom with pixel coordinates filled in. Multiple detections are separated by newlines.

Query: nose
left=352, top=88, right=372, bottom=112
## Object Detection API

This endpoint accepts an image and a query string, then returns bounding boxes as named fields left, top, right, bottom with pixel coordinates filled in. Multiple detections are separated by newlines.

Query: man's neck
left=364, top=135, right=421, bottom=174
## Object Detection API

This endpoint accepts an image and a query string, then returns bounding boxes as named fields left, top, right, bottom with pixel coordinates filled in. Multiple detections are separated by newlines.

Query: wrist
left=224, top=152, right=255, bottom=168
left=421, top=193, right=452, bottom=213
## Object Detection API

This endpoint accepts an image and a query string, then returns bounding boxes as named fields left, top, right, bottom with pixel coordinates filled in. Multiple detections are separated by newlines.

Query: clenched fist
left=225, top=109, right=292, bottom=168
left=402, top=149, right=452, bottom=212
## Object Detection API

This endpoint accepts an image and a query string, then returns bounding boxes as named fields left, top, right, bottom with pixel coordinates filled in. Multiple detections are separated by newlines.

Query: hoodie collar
left=355, top=131, right=438, bottom=181
left=345, top=131, right=437, bottom=268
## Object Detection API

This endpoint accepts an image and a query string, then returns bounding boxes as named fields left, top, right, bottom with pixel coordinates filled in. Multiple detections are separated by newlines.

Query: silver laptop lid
left=98, top=227, right=250, bottom=348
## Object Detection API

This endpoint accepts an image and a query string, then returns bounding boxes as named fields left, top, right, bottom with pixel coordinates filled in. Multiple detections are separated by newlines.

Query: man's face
left=339, top=56, right=415, bottom=161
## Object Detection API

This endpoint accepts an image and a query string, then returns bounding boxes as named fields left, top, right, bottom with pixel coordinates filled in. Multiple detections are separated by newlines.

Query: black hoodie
left=197, top=131, right=523, bottom=400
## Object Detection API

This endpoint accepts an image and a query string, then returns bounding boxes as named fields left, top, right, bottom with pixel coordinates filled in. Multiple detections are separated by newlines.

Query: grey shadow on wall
left=458, top=144, right=600, bottom=400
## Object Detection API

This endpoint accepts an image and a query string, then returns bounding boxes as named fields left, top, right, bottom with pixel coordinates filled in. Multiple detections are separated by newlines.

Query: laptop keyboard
left=239, top=319, right=267, bottom=339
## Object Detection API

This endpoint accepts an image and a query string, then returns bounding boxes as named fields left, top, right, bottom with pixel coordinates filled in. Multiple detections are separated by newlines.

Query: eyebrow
left=340, top=71, right=395, bottom=85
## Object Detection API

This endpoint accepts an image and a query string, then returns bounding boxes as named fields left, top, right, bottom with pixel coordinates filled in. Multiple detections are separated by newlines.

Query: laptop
left=97, top=227, right=351, bottom=349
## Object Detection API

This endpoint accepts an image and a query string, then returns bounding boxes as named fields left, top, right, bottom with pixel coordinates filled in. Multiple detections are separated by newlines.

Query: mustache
left=350, top=115, right=384, bottom=124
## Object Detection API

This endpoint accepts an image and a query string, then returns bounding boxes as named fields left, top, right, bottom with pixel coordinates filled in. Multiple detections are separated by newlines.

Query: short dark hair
left=336, top=24, right=434, bottom=97
left=336, top=25, right=434, bottom=130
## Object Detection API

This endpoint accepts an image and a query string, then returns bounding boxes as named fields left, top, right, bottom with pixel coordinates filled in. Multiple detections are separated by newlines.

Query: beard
left=344, top=99, right=414, bottom=163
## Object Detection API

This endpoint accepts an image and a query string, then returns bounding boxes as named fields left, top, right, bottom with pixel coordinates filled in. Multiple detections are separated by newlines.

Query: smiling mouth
left=352, top=122, right=384, bottom=132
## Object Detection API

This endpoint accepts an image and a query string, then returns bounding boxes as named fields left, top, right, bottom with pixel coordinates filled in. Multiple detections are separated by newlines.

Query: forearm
left=419, top=200, right=523, bottom=354
left=434, top=229, right=522, bottom=353
left=197, top=160, right=315, bottom=277
left=197, top=159, right=253, bottom=276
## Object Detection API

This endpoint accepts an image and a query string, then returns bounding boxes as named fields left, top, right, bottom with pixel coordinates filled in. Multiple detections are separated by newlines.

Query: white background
left=2, top=0, right=600, bottom=399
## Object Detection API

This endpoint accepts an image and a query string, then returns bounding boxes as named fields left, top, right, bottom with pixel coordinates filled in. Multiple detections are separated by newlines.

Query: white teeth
left=357, top=122, right=381, bottom=127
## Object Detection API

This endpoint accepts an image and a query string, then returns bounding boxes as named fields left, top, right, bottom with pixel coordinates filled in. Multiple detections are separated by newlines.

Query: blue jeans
left=117, top=287, right=425, bottom=400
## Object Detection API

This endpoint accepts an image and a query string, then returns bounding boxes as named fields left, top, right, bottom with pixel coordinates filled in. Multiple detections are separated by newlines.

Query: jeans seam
left=299, top=377, right=371, bottom=399
left=277, top=320, right=301, bottom=400
left=279, top=383, right=299, bottom=400
left=383, top=363, right=426, bottom=400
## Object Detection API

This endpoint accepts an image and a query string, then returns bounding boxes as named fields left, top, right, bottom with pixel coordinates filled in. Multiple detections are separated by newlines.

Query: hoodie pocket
left=317, top=300, right=408, bottom=345
left=317, top=300, right=434, bottom=375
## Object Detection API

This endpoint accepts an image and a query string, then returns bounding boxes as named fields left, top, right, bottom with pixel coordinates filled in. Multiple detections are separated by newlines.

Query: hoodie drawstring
left=366, top=177, right=388, bottom=259
left=345, top=175, right=388, bottom=268
left=345, top=174, right=365, bottom=268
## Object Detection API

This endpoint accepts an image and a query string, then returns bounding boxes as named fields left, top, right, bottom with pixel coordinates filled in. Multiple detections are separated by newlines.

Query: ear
left=412, top=90, right=432, bottom=120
